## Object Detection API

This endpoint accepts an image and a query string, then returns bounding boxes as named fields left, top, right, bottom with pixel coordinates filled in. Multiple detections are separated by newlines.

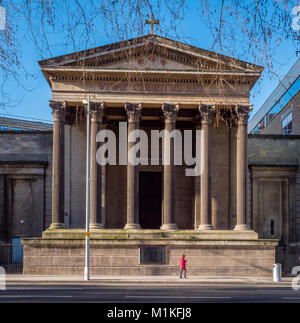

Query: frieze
left=66, top=80, right=249, bottom=96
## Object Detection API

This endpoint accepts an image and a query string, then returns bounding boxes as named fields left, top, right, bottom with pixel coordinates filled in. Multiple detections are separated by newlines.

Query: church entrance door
left=139, top=172, right=162, bottom=229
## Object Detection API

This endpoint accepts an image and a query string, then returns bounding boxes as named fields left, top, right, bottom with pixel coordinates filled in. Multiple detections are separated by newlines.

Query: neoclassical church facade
left=5, top=33, right=297, bottom=276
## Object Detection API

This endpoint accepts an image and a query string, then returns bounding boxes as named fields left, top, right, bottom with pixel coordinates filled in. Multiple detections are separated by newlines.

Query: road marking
left=83, top=292, right=127, bottom=295
left=126, top=295, right=231, bottom=299
left=281, top=297, right=300, bottom=300
left=0, top=295, right=73, bottom=298
left=6, top=287, right=84, bottom=290
left=255, top=288, right=291, bottom=293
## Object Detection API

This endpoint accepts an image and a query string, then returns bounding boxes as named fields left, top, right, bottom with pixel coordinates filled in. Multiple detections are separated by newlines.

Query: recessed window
left=270, top=220, right=275, bottom=235
left=282, top=113, right=292, bottom=135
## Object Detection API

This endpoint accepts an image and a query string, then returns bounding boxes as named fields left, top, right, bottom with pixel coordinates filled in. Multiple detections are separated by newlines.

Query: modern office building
left=0, top=116, right=52, bottom=131
left=248, top=59, right=300, bottom=135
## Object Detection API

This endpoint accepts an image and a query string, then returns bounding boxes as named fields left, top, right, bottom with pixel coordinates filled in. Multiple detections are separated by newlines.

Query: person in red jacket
left=180, top=254, right=187, bottom=278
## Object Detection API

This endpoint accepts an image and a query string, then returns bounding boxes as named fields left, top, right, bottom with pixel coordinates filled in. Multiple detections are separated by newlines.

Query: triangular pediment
left=39, top=34, right=263, bottom=76
left=89, top=54, right=197, bottom=72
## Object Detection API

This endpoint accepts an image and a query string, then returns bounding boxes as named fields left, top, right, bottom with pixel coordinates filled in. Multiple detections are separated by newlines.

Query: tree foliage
left=0, top=0, right=298, bottom=109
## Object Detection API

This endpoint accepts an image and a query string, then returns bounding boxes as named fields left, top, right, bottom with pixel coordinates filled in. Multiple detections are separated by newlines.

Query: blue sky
left=0, top=1, right=298, bottom=124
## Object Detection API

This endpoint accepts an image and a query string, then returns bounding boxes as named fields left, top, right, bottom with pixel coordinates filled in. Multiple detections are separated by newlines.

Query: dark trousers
left=180, top=268, right=186, bottom=278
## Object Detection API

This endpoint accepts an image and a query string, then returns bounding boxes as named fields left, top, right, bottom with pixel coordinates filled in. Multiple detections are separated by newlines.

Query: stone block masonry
left=22, top=230, right=278, bottom=277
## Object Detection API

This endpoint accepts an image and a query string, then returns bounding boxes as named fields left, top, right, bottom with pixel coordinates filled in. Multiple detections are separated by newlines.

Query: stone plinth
left=22, top=230, right=277, bottom=277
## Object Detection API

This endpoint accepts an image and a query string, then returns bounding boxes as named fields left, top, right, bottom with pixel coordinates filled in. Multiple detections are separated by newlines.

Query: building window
left=282, top=113, right=292, bottom=135
left=270, top=220, right=275, bottom=235
left=251, top=76, right=299, bottom=134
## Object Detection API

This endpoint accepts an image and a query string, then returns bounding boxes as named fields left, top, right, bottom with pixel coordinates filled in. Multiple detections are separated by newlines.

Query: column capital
left=125, top=103, right=142, bottom=123
left=49, top=101, right=66, bottom=122
left=199, top=104, right=215, bottom=123
left=162, top=103, right=179, bottom=123
left=90, top=101, right=105, bottom=123
left=235, top=105, right=252, bottom=125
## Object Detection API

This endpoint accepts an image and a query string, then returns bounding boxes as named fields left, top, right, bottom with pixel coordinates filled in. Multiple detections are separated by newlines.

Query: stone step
left=23, top=265, right=273, bottom=277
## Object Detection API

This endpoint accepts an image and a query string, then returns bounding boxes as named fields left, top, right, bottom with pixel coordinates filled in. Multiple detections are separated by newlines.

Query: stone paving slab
left=4, top=275, right=293, bottom=287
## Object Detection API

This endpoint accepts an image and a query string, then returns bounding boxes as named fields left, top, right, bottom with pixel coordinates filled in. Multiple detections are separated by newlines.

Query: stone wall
left=0, top=131, right=52, bottom=241
left=23, top=233, right=277, bottom=277
left=248, top=134, right=300, bottom=242
left=248, top=134, right=300, bottom=273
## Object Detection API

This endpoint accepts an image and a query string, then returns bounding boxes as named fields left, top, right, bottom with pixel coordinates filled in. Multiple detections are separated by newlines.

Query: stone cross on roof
left=146, top=12, right=159, bottom=34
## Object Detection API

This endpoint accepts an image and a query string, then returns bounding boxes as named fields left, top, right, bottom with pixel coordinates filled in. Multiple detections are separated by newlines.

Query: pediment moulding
left=60, top=46, right=238, bottom=72
left=39, top=35, right=263, bottom=75
left=40, top=36, right=262, bottom=97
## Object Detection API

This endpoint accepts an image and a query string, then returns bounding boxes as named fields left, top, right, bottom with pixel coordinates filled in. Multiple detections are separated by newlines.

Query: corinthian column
left=124, top=103, right=142, bottom=230
left=161, top=103, right=179, bottom=231
left=235, top=105, right=251, bottom=231
left=49, top=101, right=65, bottom=229
left=90, top=102, right=105, bottom=229
left=198, top=104, right=214, bottom=230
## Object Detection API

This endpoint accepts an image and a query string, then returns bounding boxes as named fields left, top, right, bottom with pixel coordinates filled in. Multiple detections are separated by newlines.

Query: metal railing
left=0, top=243, right=23, bottom=274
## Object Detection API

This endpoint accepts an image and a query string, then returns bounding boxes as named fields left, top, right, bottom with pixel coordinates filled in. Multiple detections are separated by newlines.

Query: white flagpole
left=84, top=95, right=91, bottom=281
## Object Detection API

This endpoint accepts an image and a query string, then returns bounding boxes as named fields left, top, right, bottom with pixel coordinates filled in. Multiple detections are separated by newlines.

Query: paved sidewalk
left=5, top=275, right=293, bottom=286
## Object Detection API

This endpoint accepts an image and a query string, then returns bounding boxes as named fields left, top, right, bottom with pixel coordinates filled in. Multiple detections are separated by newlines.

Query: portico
left=22, top=34, right=278, bottom=276
left=48, top=100, right=251, bottom=232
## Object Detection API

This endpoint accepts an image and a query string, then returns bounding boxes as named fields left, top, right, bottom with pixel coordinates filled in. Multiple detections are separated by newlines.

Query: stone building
left=0, top=118, right=52, bottom=249
left=0, top=126, right=52, bottom=268
left=248, top=134, right=300, bottom=272
left=2, top=34, right=299, bottom=276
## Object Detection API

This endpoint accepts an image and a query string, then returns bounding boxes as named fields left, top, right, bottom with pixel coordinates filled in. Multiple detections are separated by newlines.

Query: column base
left=234, top=224, right=250, bottom=231
left=49, top=223, right=65, bottom=230
left=90, top=223, right=105, bottom=230
left=124, top=223, right=141, bottom=230
left=198, top=224, right=214, bottom=231
left=160, top=224, right=178, bottom=231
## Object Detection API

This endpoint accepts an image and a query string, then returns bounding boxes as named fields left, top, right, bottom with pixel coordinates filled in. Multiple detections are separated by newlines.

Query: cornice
left=47, top=73, right=252, bottom=85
